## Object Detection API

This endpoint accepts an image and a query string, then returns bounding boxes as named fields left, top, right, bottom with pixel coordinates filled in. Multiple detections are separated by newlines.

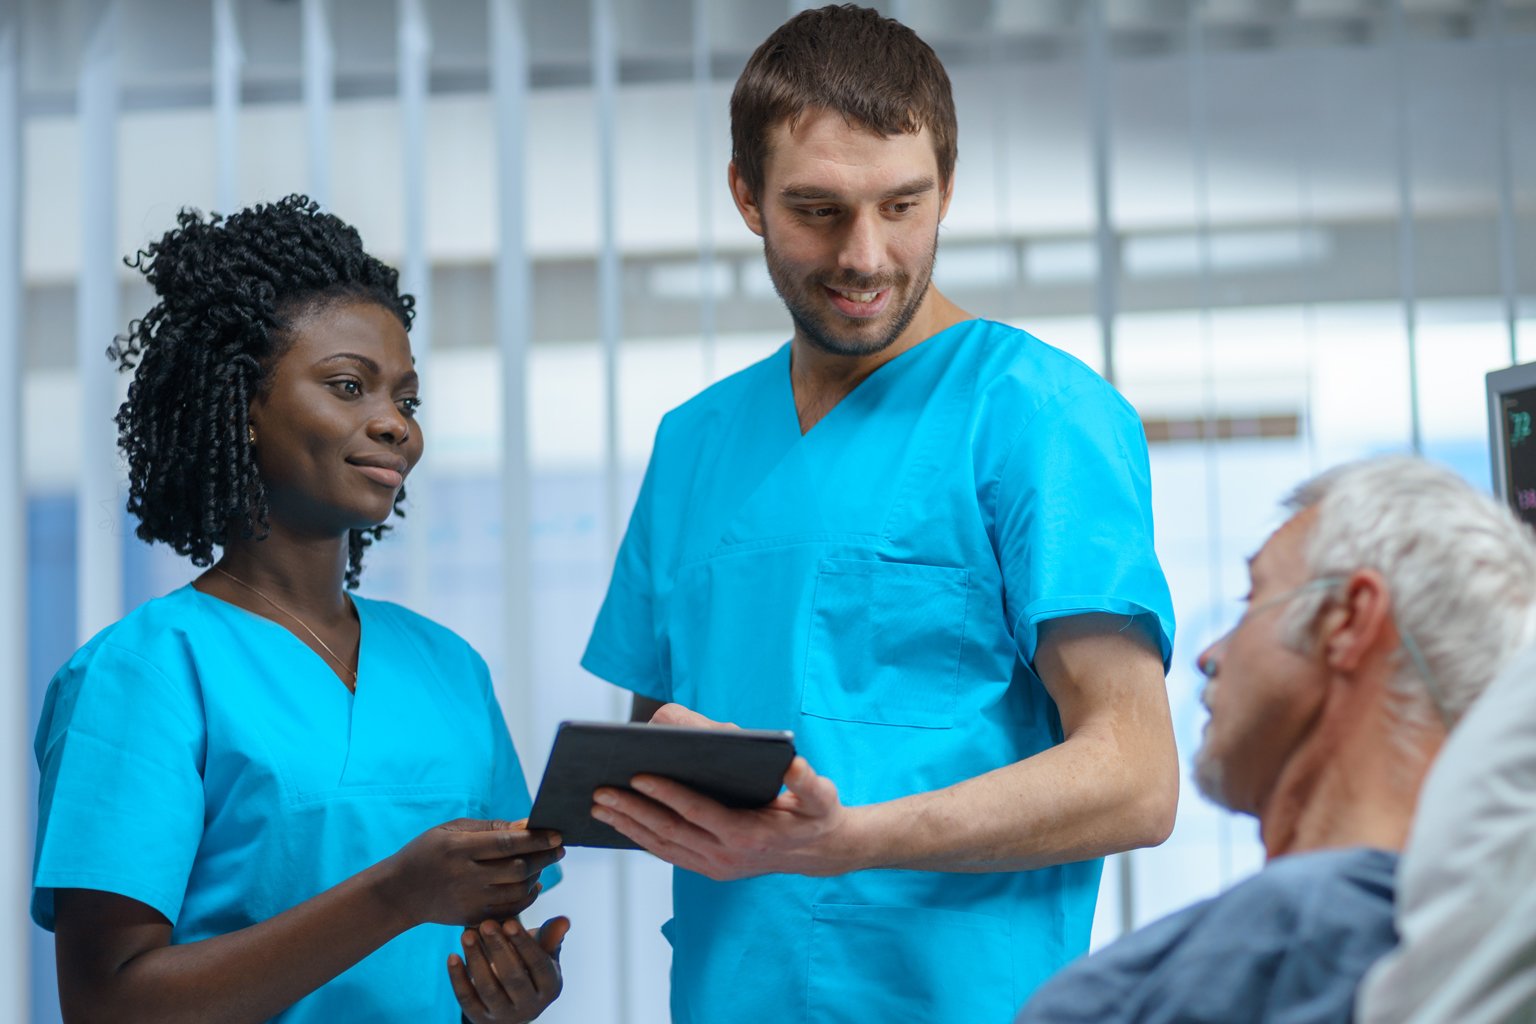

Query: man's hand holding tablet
left=532, top=703, right=851, bottom=881
left=527, top=707, right=801, bottom=859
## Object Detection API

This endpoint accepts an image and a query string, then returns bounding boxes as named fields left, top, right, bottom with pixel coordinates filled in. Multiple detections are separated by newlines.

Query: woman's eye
left=399, top=397, right=422, bottom=417
left=330, top=378, right=363, bottom=397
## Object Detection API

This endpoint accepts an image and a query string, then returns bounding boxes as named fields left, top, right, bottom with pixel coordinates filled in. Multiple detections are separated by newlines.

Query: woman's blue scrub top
left=583, top=320, right=1175, bottom=1023
left=33, top=586, right=545, bottom=1023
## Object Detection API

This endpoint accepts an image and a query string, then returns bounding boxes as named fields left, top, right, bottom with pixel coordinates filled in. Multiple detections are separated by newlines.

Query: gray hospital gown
left=1016, top=847, right=1399, bottom=1024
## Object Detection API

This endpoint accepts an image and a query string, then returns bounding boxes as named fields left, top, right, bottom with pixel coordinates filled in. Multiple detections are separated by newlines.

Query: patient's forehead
left=1250, top=508, right=1318, bottom=584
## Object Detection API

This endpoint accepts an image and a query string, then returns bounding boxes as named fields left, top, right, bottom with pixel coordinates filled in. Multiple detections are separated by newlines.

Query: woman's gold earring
left=247, top=425, right=257, bottom=445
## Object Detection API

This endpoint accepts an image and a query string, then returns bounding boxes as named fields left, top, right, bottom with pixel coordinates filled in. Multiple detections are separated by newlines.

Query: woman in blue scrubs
left=32, top=196, right=565, bottom=1023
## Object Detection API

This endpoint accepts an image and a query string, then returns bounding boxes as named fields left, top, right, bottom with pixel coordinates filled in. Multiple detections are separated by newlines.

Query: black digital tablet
left=526, top=720, right=797, bottom=849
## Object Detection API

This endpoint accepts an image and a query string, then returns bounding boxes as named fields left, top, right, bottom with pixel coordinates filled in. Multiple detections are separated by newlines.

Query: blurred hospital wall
left=3, top=1, right=1535, bottom=1021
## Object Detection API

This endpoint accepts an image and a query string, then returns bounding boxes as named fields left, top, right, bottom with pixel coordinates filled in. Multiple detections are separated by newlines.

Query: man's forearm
left=831, top=722, right=1178, bottom=874
left=600, top=625, right=1178, bottom=880
left=817, top=621, right=1179, bottom=875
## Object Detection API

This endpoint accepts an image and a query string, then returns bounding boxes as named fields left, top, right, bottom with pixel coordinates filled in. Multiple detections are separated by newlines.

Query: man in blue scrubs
left=582, top=7, right=1179, bottom=1021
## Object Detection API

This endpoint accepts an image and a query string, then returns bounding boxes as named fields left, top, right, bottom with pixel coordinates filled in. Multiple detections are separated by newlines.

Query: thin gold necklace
left=212, top=566, right=358, bottom=687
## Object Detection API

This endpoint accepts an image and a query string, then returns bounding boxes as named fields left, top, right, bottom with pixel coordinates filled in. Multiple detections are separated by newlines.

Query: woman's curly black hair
left=109, top=194, right=415, bottom=589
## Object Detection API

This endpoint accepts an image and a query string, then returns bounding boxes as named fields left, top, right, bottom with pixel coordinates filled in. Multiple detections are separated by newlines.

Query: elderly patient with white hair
left=1015, top=455, right=1536, bottom=1024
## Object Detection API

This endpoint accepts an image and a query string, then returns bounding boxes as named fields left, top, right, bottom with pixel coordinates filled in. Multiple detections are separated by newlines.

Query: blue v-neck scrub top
left=583, top=320, right=1175, bottom=1024
left=33, top=586, right=547, bottom=1023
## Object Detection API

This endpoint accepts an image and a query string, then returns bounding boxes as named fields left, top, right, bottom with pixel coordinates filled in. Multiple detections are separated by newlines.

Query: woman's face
left=248, top=299, right=423, bottom=537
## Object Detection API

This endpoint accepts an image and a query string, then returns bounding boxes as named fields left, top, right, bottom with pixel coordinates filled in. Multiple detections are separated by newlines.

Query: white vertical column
left=490, top=0, right=535, bottom=772
left=1185, top=2, right=1235, bottom=890
left=1085, top=0, right=1118, bottom=389
left=0, top=6, right=29, bottom=1020
left=1488, top=0, right=1520, bottom=365
left=398, top=0, right=433, bottom=609
left=1085, top=0, right=1131, bottom=935
left=692, top=0, right=717, bottom=382
left=1294, top=42, right=1321, bottom=474
left=1185, top=4, right=1219, bottom=603
left=591, top=3, right=632, bottom=1019
left=301, top=0, right=333, bottom=206
left=592, top=0, right=622, bottom=657
left=212, top=0, right=242, bottom=213
left=77, top=0, right=122, bottom=643
left=1389, top=0, right=1422, bottom=453
left=988, top=9, right=1013, bottom=291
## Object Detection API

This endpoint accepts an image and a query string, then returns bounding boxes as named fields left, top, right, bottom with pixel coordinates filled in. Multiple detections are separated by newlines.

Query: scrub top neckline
left=781, top=317, right=983, bottom=437
left=184, top=583, right=367, bottom=692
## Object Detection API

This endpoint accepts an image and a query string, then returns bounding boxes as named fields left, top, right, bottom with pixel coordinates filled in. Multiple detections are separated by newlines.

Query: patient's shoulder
left=1015, top=848, right=1399, bottom=1024
left=1227, top=846, right=1397, bottom=919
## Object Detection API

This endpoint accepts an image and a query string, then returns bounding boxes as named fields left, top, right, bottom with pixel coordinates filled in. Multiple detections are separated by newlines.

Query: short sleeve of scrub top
left=33, top=638, right=206, bottom=928
left=995, top=377, right=1173, bottom=669
left=584, top=443, right=669, bottom=703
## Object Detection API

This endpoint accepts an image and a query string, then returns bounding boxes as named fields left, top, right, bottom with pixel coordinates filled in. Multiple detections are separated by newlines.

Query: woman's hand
left=380, top=818, right=563, bottom=929
left=450, top=916, right=570, bottom=1023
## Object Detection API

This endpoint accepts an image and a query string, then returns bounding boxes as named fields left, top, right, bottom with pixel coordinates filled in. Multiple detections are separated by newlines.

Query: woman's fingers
left=504, top=919, right=564, bottom=997
left=447, top=953, right=489, bottom=1021
left=482, top=847, right=563, bottom=883
left=460, top=927, right=516, bottom=1016
left=448, top=916, right=569, bottom=1023
left=479, top=880, right=541, bottom=923
left=477, top=920, right=540, bottom=1005
left=532, top=916, right=571, bottom=958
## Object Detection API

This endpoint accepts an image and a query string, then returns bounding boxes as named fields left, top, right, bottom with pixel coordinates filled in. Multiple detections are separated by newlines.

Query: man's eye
left=889, top=201, right=915, bottom=214
left=806, top=206, right=837, bottom=218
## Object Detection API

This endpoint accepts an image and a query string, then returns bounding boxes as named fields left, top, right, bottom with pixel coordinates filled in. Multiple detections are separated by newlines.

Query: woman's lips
left=352, top=463, right=405, bottom=489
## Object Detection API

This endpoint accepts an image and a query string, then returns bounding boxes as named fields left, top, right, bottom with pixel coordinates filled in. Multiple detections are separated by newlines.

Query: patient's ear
left=1320, top=569, right=1394, bottom=675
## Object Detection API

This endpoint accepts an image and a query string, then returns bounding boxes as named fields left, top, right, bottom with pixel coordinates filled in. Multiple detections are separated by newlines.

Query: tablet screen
left=527, top=720, right=797, bottom=849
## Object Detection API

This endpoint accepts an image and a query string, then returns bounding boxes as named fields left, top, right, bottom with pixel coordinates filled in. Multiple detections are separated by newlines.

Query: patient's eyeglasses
left=1197, top=574, right=1450, bottom=726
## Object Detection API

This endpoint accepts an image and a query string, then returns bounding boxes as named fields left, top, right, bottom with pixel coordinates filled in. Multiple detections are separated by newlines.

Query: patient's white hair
left=1280, top=455, right=1536, bottom=728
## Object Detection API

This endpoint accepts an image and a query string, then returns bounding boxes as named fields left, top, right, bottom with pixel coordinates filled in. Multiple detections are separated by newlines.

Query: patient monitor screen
left=1499, top=384, right=1536, bottom=529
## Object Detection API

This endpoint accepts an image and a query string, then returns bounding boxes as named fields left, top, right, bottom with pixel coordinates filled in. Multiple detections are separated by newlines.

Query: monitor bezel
left=1486, top=361, right=1536, bottom=505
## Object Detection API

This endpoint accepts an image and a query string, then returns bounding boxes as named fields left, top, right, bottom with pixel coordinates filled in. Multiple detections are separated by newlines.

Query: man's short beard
left=763, top=227, right=938, bottom=358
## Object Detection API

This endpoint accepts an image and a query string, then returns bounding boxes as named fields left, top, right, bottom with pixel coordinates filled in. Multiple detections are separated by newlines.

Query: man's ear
left=938, top=176, right=954, bottom=223
left=728, top=162, right=765, bottom=238
left=1320, top=569, right=1395, bottom=674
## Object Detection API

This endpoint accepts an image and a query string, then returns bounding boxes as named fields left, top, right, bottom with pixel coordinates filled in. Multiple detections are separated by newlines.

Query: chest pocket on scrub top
left=801, top=557, right=970, bottom=729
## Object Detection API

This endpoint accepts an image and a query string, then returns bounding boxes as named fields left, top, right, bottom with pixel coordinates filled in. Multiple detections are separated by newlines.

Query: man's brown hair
left=729, top=4, right=958, bottom=202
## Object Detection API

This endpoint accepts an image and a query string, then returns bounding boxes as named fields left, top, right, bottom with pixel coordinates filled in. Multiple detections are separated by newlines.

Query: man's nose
left=836, top=210, right=882, bottom=276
